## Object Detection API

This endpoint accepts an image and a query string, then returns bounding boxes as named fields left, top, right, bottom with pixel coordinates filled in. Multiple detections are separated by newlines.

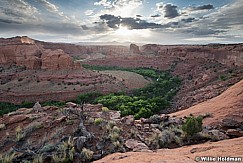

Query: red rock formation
left=130, top=44, right=141, bottom=54
left=0, top=36, right=79, bottom=70
left=141, top=44, right=243, bottom=66
left=41, top=49, right=78, bottom=69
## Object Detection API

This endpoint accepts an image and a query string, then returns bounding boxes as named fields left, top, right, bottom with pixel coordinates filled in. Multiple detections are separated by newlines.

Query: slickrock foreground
left=94, top=137, right=243, bottom=163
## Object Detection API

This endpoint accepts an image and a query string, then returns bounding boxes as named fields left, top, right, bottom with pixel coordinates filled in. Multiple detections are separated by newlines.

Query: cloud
left=38, top=0, right=68, bottom=18
left=94, top=0, right=112, bottom=8
left=189, top=4, right=214, bottom=11
left=84, top=10, right=94, bottom=16
left=93, top=0, right=143, bottom=17
left=157, top=3, right=180, bottom=19
left=181, top=0, right=243, bottom=37
left=151, top=14, right=161, bottom=18
left=181, top=28, right=225, bottom=36
left=181, top=18, right=196, bottom=23
left=99, top=14, right=163, bottom=29
left=0, top=0, right=38, bottom=24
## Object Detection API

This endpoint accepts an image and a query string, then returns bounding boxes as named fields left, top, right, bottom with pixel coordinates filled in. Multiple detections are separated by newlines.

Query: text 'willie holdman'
left=195, top=156, right=242, bottom=162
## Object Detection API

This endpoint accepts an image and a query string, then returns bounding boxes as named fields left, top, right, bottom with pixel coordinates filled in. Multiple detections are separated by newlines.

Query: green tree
left=182, top=116, right=203, bottom=136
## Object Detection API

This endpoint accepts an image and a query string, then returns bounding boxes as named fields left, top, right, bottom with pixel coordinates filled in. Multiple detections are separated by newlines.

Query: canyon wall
left=141, top=44, right=243, bottom=66
left=0, top=36, right=80, bottom=69
left=38, top=42, right=130, bottom=56
left=1, top=36, right=242, bottom=69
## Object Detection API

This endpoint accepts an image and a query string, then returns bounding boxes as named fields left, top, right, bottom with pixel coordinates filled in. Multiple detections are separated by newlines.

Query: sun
left=115, top=26, right=136, bottom=36
left=112, top=25, right=151, bottom=42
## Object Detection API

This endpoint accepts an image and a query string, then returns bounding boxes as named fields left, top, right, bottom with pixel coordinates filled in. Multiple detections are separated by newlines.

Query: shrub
left=33, top=154, right=43, bottom=163
left=15, top=126, right=25, bottom=141
left=102, top=107, right=109, bottom=112
left=182, top=116, right=203, bottom=136
left=52, top=137, right=75, bottom=162
left=76, top=92, right=103, bottom=104
left=0, top=102, right=18, bottom=116
left=111, top=126, right=121, bottom=134
left=94, top=118, right=104, bottom=125
left=0, top=152, right=16, bottom=163
left=147, top=130, right=175, bottom=149
left=81, top=148, right=93, bottom=161
left=21, top=102, right=34, bottom=108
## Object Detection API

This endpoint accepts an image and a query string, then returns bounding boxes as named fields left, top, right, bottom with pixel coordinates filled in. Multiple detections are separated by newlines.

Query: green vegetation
left=182, top=115, right=203, bottom=136
left=94, top=118, right=104, bottom=125
left=76, top=92, right=103, bottom=104
left=82, top=65, right=181, bottom=119
left=0, top=66, right=181, bottom=119
left=41, top=101, right=66, bottom=107
left=0, top=102, right=18, bottom=116
left=0, top=101, right=66, bottom=117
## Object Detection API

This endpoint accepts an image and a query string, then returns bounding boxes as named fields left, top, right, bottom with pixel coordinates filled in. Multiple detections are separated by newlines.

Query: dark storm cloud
left=99, top=14, right=163, bottom=29
left=0, top=18, right=21, bottom=24
left=162, top=4, right=180, bottom=18
left=182, top=28, right=225, bottom=36
left=181, top=18, right=196, bottom=23
left=151, top=14, right=161, bottom=18
left=190, top=4, right=214, bottom=11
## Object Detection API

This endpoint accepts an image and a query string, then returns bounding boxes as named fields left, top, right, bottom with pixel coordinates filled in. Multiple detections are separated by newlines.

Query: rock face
left=125, top=139, right=150, bottom=152
left=94, top=137, right=243, bottom=163
left=140, top=44, right=243, bottom=66
left=0, top=36, right=79, bottom=70
left=130, top=44, right=141, bottom=54
left=41, top=49, right=77, bottom=69
left=170, top=80, right=243, bottom=127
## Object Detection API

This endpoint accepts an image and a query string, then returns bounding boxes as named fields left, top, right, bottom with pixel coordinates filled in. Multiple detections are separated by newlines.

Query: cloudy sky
left=0, top=0, right=242, bottom=44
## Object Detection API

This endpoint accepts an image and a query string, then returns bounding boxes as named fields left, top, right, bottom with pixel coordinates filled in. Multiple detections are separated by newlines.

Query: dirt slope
left=94, top=137, right=243, bottom=163
left=170, top=80, right=243, bottom=126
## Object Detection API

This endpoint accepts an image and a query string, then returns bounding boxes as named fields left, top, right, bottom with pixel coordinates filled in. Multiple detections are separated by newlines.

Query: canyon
left=0, top=36, right=242, bottom=162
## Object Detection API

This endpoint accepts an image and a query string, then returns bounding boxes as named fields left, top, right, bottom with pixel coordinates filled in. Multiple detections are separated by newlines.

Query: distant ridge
left=76, top=41, right=145, bottom=46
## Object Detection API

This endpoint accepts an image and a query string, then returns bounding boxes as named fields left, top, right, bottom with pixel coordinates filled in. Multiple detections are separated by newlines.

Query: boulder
left=206, top=129, right=229, bottom=140
left=125, top=139, right=150, bottom=152
left=33, top=102, right=42, bottom=113
left=6, top=115, right=28, bottom=125
left=121, top=115, right=134, bottom=125
left=226, top=129, right=243, bottom=137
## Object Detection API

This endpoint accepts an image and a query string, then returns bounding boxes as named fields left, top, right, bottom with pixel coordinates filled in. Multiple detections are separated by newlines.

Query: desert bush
left=129, top=127, right=138, bottom=138
left=0, top=124, right=6, bottom=130
left=148, top=128, right=181, bottom=149
left=112, top=126, right=121, bottom=133
left=15, top=126, right=25, bottom=142
left=40, top=144, right=55, bottom=153
left=52, top=137, right=75, bottom=163
left=109, top=132, right=120, bottom=142
left=81, top=148, right=93, bottom=162
left=182, top=116, right=203, bottom=136
left=94, top=118, right=104, bottom=126
left=0, top=152, right=16, bottom=163
left=149, top=114, right=161, bottom=123
left=102, top=107, right=109, bottom=112
left=33, top=154, right=43, bottom=163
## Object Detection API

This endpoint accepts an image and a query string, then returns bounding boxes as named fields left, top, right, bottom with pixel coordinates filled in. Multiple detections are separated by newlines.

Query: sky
left=0, top=0, right=242, bottom=44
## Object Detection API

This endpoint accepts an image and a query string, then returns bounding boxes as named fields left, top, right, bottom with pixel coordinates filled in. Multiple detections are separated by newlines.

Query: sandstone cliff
left=0, top=36, right=79, bottom=70
left=140, top=44, right=243, bottom=66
